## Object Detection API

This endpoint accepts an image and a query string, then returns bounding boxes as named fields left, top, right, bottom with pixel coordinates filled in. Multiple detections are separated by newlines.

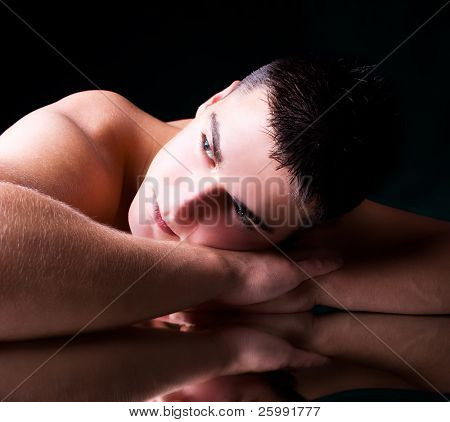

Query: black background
left=0, top=0, right=449, bottom=219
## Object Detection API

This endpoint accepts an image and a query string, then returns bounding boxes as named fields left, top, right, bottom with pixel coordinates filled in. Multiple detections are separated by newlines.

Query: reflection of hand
left=218, top=326, right=328, bottom=375
left=155, top=312, right=325, bottom=402
left=217, top=248, right=341, bottom=307
left=163, top=312, right=450, bottom=400
left=178, top=312, right=450, bottom=396
left=166, top=312, right=325, bottom=374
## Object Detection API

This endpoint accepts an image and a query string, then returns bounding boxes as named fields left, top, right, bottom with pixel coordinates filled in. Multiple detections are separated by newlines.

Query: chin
left=129, top=220, right=153, bottom=239
left=128, top=201, right=152, bottom=239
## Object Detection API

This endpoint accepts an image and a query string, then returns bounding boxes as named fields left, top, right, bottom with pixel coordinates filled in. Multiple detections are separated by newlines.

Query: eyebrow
left=209, top=113, right=273, bottom=234
left=210, top=112, right=223, bottom=163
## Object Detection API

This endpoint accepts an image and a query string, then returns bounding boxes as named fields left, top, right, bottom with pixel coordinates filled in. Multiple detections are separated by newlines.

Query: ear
left=196, top=80, right=240, bottom=117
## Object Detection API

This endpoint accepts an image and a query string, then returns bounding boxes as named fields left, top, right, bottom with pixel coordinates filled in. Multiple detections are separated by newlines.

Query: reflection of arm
left=0, top=323, right=328, bottom=401
left=315, top=232, right=450, bottom=314
left=0, top=328, right=231, bottom=401
left=308, top=313, right=450, bottom=392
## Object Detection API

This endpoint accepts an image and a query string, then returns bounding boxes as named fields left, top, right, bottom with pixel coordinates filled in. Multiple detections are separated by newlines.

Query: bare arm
left=240, top=202, right=450, bottom=315
left=244, top=232, right=450, bottom=314
left=0, top=181, right=234, bottom=340
left=0, top=181, right=339, bottom=341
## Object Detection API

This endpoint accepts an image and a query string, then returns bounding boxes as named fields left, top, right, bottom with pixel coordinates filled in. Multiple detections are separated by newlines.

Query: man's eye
left=201, top=134, right=215, bottom=161
left=232, top=200, right=255, bottom=231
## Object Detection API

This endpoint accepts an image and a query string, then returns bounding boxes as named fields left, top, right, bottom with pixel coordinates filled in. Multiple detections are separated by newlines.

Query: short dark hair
left=239, top=56, right=395, bottom=223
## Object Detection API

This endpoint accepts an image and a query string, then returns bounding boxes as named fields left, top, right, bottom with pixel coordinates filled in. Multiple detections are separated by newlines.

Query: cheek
left=149, top=132, right=199, bottom=180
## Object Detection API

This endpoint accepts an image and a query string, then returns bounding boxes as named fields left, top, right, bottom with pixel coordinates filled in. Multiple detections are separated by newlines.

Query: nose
left=165, top=182, right=229, bottom=236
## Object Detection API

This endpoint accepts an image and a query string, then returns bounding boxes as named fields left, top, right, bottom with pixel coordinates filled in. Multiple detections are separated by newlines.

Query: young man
left=0, top=57, right=448, bottom=341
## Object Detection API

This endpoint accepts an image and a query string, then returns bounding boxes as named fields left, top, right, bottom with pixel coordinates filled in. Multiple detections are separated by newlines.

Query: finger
left=167, top=310, right=303, bottom=327
left=235, top=281, right=316, bottom=313
left=166, top=310, right=237, bottom=327
left=293, top=255, right=342, bottom=281
left=167, top=311, right=314, bottom=349
left=287, top=247, right=341, bottom=262
left=289, top=349, right=330, bottom=368
left=166, top=311, right=291, bottom=335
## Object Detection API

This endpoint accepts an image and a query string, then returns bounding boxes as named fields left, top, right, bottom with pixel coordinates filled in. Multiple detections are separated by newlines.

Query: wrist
left=314, top=269, right=343, bottom=309
left=306, top=315, right=331, bottom=355
left=211, top=327, right=246, bottom=376
left=212, top=250, right=245, bottom=303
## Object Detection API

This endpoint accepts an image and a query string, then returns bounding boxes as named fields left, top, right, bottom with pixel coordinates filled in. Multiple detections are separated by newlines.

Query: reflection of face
left=161, top=374, right=285, bottom=402
left=129, top=87, right=301, bottom=250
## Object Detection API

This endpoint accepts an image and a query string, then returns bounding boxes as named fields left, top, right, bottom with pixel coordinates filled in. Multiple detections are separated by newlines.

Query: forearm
left=0, top=182, right=233, bottom=340
left=308, top=314, right=450, bottom=391
left=314, top=233, right=450, bottom=314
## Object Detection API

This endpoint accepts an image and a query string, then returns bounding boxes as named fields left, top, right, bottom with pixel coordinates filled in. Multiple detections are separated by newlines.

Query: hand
left=216, top=248, right=342, bottom=307
left=231, top=278, right=321, bottom=313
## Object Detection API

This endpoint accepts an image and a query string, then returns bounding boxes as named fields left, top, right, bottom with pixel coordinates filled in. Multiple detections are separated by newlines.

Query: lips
left=153, top=200, right=177, bottom=237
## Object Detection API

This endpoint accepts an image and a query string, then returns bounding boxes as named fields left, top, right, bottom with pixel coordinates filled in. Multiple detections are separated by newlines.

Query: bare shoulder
left=0, top=90, right=137, bottom=224
left=46, top=90, right=138, bottom=152
left=50, top=89, right=181, bottom=181
left=0, top=90, right=181, bottom=229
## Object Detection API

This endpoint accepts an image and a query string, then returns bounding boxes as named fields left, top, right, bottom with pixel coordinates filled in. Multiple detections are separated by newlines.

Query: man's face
left=128, top=86, right=303, bottom=250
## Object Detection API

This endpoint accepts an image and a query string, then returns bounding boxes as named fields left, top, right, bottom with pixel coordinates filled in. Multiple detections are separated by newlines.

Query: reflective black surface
left=1, top=311, right=449, bottom=401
